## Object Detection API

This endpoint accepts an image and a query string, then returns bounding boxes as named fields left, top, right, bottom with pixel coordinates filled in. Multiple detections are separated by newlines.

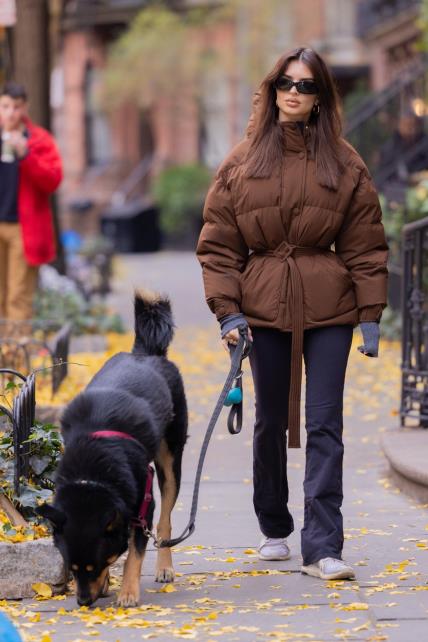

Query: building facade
left=55, top=0, right=424, bottom=228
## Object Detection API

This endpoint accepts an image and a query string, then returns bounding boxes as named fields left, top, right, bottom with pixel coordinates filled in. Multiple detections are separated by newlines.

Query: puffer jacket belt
left=256, top=241, right=323, bottom=449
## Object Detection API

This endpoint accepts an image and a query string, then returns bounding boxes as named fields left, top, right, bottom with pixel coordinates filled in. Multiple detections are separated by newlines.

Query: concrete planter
left=0, top=537, right=67, bottom=599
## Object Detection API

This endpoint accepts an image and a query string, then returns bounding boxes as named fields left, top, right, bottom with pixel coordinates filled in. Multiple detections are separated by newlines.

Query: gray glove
left=219, top=313, right=248, bottom=339
left=358, top=322, right=380, bottom=358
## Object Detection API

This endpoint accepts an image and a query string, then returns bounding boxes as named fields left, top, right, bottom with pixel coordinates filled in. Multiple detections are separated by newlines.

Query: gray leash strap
left=158, top=331, right=249, bottom=548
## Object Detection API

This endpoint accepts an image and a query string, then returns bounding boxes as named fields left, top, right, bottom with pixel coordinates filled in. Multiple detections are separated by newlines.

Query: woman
left=196, top=47, right=388, bottom=581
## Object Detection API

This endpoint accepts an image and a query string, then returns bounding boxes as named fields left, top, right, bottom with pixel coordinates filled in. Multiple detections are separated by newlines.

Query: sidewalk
left=5, top=252, right=428, bottom=642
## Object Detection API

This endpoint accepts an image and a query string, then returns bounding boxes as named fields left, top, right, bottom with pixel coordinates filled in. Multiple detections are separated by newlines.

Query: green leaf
left=29, top=455, right=51, bottom=476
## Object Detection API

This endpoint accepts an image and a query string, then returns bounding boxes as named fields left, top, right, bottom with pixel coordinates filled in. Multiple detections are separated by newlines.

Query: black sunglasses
left=274, top=76, right=318, bottom=95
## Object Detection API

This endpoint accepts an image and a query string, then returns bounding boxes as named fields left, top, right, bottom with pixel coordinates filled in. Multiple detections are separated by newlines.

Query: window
left=84, top=63, right=112, bottom=166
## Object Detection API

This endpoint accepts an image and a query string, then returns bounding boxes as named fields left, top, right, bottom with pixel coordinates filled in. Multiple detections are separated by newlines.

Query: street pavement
left=4, top=252, right=428, bottom=642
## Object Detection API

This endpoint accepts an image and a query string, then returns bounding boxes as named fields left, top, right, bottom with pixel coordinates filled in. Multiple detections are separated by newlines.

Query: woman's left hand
left=358, top=322, right=380, bottom=358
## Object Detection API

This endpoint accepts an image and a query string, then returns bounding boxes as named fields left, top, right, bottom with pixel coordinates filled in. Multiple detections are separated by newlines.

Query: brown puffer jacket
left=196, top=121, right=389, bottom=448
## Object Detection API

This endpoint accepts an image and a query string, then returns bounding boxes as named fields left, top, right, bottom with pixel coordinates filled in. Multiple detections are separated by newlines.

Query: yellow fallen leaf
left=28, top=612, right=41, bottom=623
left=32, top=583, right=52, bottom=598
left=353, top=621, right=371, bottom=632
left=159, top=583, right=177, bottom=593
left=334, top=602, right=369, bottom=611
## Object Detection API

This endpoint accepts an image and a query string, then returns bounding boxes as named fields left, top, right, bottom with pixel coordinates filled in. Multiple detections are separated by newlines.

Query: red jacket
left=17, top=118, right=62, bottom=266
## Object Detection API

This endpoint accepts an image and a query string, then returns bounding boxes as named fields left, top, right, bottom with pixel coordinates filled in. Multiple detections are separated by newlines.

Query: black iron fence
left=400, top=215, right=428, bottom=426
left=0, top=369, right=35, bottom=495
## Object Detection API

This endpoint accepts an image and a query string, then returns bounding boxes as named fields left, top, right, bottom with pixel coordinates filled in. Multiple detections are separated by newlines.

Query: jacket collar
left=280, top=120, right=311, bottom=153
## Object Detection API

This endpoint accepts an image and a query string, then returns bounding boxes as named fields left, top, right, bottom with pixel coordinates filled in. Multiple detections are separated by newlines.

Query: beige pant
left=0, top=222, right=38, bottom=320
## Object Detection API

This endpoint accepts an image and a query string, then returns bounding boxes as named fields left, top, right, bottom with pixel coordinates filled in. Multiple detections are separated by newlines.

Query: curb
left=381, top=428, right=428, bottom=503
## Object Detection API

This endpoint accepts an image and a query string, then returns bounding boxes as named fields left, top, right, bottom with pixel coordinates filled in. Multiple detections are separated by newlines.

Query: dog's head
left=37, top=483, right=129, bottom=606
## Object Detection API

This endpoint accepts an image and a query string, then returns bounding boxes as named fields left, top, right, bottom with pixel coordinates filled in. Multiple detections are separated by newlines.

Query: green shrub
left=380, top=181, right=428, bottom=266
left=34, top=288, right=124, bottom=335
left=152, top=164, right=212, bottom=233
left=0, top=420, right=63, bottom=517
left=380, top=307, right=402, bottom=342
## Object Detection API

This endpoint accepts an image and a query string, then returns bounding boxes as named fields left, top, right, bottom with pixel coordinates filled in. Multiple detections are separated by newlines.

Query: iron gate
left=400, top=215, right=428, bottom=426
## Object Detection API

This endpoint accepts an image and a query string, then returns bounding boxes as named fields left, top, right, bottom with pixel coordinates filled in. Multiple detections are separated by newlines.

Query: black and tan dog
left=38, top=293, right=188, bottom=607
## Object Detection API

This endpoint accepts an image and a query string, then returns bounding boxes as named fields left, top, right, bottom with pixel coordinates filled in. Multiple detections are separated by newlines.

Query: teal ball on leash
left=224, top=387, right=242, bottom=406
left=0, top=613, right=22, bottom=642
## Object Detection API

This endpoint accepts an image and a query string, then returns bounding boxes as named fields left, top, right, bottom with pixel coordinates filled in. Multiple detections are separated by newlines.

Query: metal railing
left=111, top=153, right=154, bottom=207
left=344, top=57, right=428, bottom=181
left=400, top=215, right=428, bottom=427
left=0, top=369, right=35, bottom=495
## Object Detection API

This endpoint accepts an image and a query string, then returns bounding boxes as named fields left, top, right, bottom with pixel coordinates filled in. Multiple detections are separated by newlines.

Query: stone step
left=381, top=427, right=428, bottom=502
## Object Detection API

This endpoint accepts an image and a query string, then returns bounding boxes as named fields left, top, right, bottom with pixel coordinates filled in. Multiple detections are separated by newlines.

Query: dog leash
left=155, top=327, right=251, bottom=549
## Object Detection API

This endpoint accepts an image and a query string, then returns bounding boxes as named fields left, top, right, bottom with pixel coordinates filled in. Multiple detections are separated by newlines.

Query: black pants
left=249, top=324, right=353, bottom=566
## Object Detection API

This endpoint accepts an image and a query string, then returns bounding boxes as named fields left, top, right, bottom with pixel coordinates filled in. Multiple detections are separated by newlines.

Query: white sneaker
left=258, top=537, right=291, bottom=561
left=301, top=557, right=355, bottom=580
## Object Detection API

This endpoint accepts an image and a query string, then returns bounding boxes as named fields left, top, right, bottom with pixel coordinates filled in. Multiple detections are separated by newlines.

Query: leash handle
left=158, top=332, right=249, bottom=549
left=227, top=394, right=243, bottom=434
left=226, top=325, right=250, bottom=435
left=227, top=372, right=243, bottom=434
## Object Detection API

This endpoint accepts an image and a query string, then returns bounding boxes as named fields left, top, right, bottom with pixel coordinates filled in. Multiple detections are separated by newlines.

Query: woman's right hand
left=222, top=327, right=253, bottom=352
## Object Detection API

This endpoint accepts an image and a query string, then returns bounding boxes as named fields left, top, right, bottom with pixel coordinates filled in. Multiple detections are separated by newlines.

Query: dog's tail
left=133, top=290, right=175, bottom=357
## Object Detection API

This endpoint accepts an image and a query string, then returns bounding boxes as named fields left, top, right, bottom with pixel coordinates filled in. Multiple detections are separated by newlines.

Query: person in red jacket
left=0, top=81, right=62, bottom=321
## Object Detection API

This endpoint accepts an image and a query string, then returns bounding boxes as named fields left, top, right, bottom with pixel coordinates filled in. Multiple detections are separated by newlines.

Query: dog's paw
left=117, top=586, right=140, bottom=607
left=155, top=567, right=175, bottom=583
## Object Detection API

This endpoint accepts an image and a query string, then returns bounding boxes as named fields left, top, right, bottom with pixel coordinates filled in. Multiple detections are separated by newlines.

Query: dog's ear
left=37, top=503, right=67, bottom=530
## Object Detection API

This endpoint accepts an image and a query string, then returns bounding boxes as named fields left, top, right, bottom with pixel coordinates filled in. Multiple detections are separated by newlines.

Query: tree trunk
left=13, top=0, right=50, bottom=128
left=13, top=0, right=65, bottom=273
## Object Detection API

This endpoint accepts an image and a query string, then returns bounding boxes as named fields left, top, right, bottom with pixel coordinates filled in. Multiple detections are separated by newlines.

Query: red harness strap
left=132, top=465, right=154, bottom=529
left=91, top=430, right=154, bottom=530
left=91, top=430, right=136, bottom=441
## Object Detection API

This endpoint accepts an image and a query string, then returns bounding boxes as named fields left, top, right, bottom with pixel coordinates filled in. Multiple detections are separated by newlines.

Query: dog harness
left=91, top=430, right=154, bottom=530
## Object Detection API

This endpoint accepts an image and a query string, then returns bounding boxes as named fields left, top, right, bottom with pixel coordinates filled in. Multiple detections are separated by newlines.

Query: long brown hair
left=244, top=47, right=343, bottom=190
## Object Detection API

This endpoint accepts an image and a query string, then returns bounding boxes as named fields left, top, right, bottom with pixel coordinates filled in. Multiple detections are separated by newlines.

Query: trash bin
left=100, top=199, right=162, bottom=253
